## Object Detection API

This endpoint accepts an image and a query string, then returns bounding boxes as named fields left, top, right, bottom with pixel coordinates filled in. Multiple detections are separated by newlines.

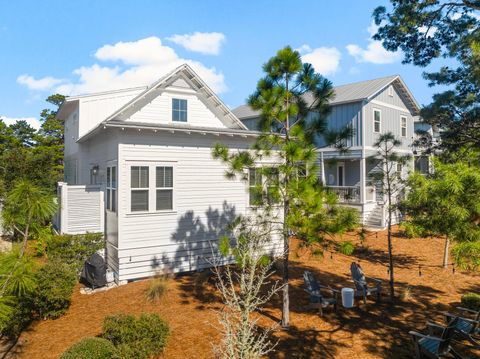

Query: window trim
left=400, top=115, right=407, bottom=137
left=127, top=162, right=176, bottom=214
left=248, top=166, right=282, bottom=207
left=373, top=108, right=382, bottom=133
left=106, top=165, right=117, bottom=213
left=155, top=166, right=174, bottom=211
left=172, top=98, right=188, bottom=122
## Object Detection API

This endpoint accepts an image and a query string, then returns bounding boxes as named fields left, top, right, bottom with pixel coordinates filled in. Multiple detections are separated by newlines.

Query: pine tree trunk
left=443, top=235, right=450, bottom=268
left=387, top=214, right=394, bottom=301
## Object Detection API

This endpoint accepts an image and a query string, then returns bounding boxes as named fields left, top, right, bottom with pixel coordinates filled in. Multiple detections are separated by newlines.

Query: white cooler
left=341, top=287, right=355, bottom=308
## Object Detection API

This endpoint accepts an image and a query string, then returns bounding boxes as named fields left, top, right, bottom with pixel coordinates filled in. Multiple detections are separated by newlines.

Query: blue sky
left=0, top=0, right=439, bottom=128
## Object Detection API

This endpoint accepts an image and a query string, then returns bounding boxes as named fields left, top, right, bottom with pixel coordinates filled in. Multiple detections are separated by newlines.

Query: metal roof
left=232, top=75, right=420, bottom=119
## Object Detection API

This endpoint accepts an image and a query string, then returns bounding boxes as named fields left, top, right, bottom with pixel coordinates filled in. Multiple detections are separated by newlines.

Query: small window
left=249, top=168, right=262, bottom=206
left=373, top=109, right=381, bottom=133
left=401, top=116, right=407, bottom=137
left=172, top=98, right=187, bottom=122
left=388, top=85, right=393, bottom=97
left=131, top=166, right=149, bottom=212
left=156, top=166, right=173, bottom=211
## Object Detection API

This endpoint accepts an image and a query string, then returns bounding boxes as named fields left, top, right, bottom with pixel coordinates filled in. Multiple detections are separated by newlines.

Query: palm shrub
left=102, top=313, right=170, bottom=359
left=32, top=260, right=77, bottom=319
left=60, top=337, right=116, bottom=359
left=461, top=293, right=480, bottom=311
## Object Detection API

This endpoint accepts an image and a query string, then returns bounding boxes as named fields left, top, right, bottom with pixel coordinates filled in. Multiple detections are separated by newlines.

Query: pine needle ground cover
left=9, top=227, right=480, bottom=359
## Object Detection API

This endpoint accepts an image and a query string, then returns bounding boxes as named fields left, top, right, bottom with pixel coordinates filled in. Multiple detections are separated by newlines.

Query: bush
left=60, top=337, right=116, bottom=359
left=338, top=241, right=355, bottom=255
left=46, top=232, right=104, bottom=272
left=32, top=261, right=77, bottom=319
left=452, top=241, right=480, bottom=271
left=102, top=313, right=169, bottom=359
left=461, top=292, right=480, bottom=311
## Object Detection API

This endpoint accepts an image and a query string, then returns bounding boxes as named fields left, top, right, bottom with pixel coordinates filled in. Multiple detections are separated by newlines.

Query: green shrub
left=60, top=337, right=116, bottom=359
left=102, top=313, right=169, bottom=359
left=401, top=222, right=426, bottom=238
left=32, top=261, right=77, bottom=319
left=452, top=241, right=480, bottom=271
left=46, top=232, right=104, bottom=272
left=461, top=292, right=480, bottom=311
left=338, top=241, right=355, bottom=255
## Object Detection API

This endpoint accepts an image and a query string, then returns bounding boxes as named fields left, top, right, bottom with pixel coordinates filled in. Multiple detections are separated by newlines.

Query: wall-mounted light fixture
left=91, top=165, right=99, bottom=176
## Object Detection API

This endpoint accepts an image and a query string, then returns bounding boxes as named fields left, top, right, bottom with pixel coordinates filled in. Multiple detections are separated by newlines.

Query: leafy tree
left=402, top=158, right=480, bottom=268
left=373, top=1, right=480, bottom=154
left=213, top=46, right=357, bottom=327
left=369, top=132, right=410, bottom=300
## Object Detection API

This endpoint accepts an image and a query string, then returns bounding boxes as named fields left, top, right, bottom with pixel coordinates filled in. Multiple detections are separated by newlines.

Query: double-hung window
left=401, top=116, right=407, bottom=137
left=373, top=109, right=381, bottom=133
left=131, top=166, right=149, bottom=212
left=172, top=98, right=187, bottom=122
left=265, top=167, right=280, bottom=204
left=156, top=166, right=173, bottom=210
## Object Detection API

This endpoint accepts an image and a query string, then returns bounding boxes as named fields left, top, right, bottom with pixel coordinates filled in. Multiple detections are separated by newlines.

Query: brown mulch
left=8, top=227, right=480, bottom=359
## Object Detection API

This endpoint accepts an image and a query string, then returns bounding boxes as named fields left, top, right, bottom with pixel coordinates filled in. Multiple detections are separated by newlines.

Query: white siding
left=126, top=87, right=227, bottom=128
left=116, top=131, right=282, bottom=281
left=78, top=88, right=144, bottom=138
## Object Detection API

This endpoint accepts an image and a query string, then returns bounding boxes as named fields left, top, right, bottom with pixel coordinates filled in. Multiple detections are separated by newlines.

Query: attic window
left=172, top=98, right=187, bottom=122
left=388, top=85, right=393, bottom=97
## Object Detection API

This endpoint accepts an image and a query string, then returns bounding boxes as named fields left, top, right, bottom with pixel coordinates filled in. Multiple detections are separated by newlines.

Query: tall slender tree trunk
left=442, top=234, right=450, bottom=268
left=386, top=157, right=395, bottom=301
left=282, top=74, right=290, bottom=328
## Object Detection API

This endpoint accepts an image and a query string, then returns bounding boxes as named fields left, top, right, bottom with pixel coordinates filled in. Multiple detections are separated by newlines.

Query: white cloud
left=346, top=21, right=402, bottom=64
left=295, top=44, right=312, bottom=54
left=18, top=36, right=227, bottom=96
left=301, top=47, right=341, bottom=75
left=1, top=115, right=41, bottom=129
left=17, top=74, right=65, bottom=91
left=167, top=32, right=225, bottom=55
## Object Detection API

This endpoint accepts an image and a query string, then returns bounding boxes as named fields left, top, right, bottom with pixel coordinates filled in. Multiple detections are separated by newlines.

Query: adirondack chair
left=303, top=270, right=339, bottom=316
left=350, top=262, right=382, bottom=304
left=442, top=307, right=480, bottom=347
left=410, top=317, right=463, bottom=359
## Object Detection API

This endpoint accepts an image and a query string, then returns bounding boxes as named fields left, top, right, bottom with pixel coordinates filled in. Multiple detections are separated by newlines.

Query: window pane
left=139, top=167, right=149, bottom=187
left=156, top=189, right=173, bottom=210
left=164, top=167, right=173, bottom=187
left=131, top=166, right=139, bottom=188
left=107, top=167, right=111, bottom=186
left=249, top=168, right=262, bottom=186
left=131, top=190, right=149, bottom=211
left=249, top=187, right=263, bottom=206
left=106, top=189, right=111, bottom=210
left=374, top=110, right=380, bottom=122
left=112, top=166, right=116, bottom=188
left=111, top=189, right=116, bottom=212
left=172, top=98, right=187, bottom=122
left=156, top=167, right=165, bottom=187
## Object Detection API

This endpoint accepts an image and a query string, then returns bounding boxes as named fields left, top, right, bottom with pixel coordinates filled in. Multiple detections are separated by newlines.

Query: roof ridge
left=333, top=74, right=399, bottom=89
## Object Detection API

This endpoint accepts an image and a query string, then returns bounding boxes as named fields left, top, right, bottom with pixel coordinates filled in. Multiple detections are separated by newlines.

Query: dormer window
left=172, top=98, right=187, bottom=122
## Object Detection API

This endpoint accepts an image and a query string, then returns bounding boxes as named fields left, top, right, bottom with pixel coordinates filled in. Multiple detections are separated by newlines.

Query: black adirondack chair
left=303, top=270, right=338, bottom=316
left=410, top=317, right=463, bottom=359
left=350, top=262, right=382, bottom=304
left=443, top=307, right=480, bottom=347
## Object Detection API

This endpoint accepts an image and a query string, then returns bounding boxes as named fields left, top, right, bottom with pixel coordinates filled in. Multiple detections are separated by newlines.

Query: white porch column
left=360, top=157, right=366, bottom=204
left=320, top=151, right=326, bottom=185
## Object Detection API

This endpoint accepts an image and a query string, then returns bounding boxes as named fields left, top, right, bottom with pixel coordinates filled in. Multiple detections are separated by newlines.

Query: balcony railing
left=327, top=186, right=361, bottom=203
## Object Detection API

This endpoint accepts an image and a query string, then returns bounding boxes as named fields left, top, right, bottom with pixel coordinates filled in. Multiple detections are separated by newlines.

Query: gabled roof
left=233, top=75, right=420, bottom=119
left=101, top=64, right=246, bottom=130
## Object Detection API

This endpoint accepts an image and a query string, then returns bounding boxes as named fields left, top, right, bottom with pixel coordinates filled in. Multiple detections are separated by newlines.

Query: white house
left=55, top=64, right=282, bottom=282
left=234, top=75, right=424, bottom=228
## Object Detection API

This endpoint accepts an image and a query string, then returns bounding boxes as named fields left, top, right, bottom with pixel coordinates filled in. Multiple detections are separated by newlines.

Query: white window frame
left=155, top=166, right=174, bottom=211
left=248, top=166, right=281, bottom=207
left=401, top=115, right=407, bottom=137
left=172, top=98, right=188, bottom=122
left=248, top=168, right=262, bottom=207
left=373, top=108, right=381, bottom=133
left=128, top=162, right=176, bottom=214
left=106, top=165, right=117, bottom=213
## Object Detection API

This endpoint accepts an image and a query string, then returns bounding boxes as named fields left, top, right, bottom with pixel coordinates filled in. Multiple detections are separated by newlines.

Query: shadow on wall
left=149, top=201, right=238, bottom=273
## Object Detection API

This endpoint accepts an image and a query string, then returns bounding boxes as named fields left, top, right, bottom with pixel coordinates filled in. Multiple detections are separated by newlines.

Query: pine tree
left=368, top=132, right=410, bottom=301
left=213, top=46, right=357, bottom=328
